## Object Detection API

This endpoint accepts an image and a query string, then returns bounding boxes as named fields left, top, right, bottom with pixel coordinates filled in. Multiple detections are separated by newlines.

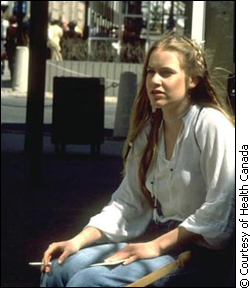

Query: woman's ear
left=189, top=77, right=198, bottom=89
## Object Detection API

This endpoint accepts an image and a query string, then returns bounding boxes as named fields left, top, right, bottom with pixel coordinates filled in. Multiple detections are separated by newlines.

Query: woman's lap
left=40, top=242, right=177, bottom=287
left=40, top=221, right=226, bottom=287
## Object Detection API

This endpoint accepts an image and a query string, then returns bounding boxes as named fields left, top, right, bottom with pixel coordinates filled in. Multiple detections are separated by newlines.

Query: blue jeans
left=40, top=221, right=228, bottom=287
left=41, top=242, right=180, bottom=287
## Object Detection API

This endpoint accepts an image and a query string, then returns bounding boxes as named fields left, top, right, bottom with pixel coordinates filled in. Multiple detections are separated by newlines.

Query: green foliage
left=60, top=38, right=145, bottom=63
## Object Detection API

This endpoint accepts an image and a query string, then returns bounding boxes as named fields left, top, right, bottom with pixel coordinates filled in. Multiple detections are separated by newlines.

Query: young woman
left=40, top=33, right=235, bottom=287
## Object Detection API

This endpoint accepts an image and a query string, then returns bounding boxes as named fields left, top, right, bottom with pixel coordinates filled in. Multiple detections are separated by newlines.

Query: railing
left=45, top=60, right=143, bottom=97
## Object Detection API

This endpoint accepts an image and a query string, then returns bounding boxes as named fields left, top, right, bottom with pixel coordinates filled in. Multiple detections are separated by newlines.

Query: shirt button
left=170, top=168, right=173, bottom=172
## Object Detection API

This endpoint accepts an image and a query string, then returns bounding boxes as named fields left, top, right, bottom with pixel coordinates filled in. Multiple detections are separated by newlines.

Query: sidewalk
left=1, top=70, right=126, bottom=287
left=2, top=132, right=125, bottom=287
left=1, top=88, right=117, bottom=131
left=2, top=131, right=125, bottom=288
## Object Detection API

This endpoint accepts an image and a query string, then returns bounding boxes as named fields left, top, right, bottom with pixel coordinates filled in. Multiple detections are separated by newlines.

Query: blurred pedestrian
left=47, top=20, right=63, bottom=61
left=1, top=8, right=8, bottom=85
left=63, top=20, right=81, bottom=39
left=5, top=15, right=18, bottom=82
left=40, top=32, right=235, bottom=287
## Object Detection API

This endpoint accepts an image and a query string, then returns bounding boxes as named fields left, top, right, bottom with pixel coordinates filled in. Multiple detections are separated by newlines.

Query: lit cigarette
left=29, top=262, right=52, bottom=266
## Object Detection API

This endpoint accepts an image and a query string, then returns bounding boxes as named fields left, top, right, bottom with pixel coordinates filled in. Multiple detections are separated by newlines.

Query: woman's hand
left=42, top=238, right=81, bottom=273
left=105, top=240, right=161, bottom=265
left=106, top=227, right=201, bottom=266
left=41, top=227, right=105, bottom=273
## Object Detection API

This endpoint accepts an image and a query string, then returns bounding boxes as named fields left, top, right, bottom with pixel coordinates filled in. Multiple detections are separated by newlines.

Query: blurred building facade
left=1, top=1, right=235, bottom=70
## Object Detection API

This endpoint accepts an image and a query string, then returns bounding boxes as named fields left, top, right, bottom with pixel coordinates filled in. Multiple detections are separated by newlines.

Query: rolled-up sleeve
left=180, top=109, right=235, bottom=249
left=86, top=125, right=153, bottom=242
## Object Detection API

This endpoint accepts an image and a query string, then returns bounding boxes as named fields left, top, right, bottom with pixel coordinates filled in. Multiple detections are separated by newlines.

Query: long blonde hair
left=123, top=33, right=235, bottom=206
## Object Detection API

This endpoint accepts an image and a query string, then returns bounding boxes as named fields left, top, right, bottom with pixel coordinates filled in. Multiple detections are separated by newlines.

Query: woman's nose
left=151, top=73, right=161, bottom=84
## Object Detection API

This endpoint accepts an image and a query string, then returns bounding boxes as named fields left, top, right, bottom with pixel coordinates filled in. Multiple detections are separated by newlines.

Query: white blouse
left=86, top=104, right=235, bottom=249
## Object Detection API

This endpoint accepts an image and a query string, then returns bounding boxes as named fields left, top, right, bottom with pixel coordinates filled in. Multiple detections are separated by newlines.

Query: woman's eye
left=146, top=69, right=173, bottom=77
left=147, top=69, right=154, bottom=74
left=160, top=71, right=172, bottom=77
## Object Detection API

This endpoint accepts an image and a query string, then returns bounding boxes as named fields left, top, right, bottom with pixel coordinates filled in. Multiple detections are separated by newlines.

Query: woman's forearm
left=72, top=226, right=106, bottom=249
left=154, top=226, right=202, bottom=254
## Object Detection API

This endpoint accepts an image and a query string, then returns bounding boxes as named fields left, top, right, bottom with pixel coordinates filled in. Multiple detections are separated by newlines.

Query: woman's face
left=146, top=49, right=195, bottom=111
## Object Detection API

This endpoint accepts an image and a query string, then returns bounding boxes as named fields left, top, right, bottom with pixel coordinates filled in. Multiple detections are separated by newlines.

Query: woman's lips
left=151, top=90, right=165, bottom=97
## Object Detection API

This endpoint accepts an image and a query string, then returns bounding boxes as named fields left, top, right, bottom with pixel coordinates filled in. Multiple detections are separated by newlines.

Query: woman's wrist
left=149, top=238, right=166, bottom=257
left=153, top=227, right=202, bottom=255
left=153, top=234, right=173, bottom=255
left=72, top=226, right=105, bottom=249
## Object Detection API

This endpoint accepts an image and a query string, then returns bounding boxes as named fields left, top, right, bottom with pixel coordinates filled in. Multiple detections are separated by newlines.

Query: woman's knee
left=40, top=262, right=67, bottom=287
left=41, top=258, right=81, bottom=287
left=66, top=267, right=121, bottom=287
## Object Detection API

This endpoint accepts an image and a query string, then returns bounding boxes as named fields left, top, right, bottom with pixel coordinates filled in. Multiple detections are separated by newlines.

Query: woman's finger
left=41, top=255, right=52, bottom=273
left=105, top=248, right=131, bottom=263
left=123, top=255, right=137, bottom=265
